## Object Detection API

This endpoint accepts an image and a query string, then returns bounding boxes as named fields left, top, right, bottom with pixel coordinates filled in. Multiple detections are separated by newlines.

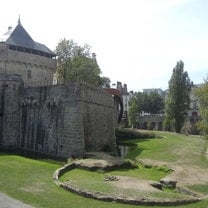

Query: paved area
left=0, top=192, right=35, bottom=208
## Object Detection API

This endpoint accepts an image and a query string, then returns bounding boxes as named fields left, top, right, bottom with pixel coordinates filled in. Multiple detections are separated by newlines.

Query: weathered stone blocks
left=0, top=74, right=116, bottom=159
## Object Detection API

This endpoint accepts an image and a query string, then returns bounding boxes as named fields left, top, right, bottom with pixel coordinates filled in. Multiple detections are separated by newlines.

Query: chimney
left=117, top=81, right=122, bottom=92
left=123, top=84, right=128, bottom=93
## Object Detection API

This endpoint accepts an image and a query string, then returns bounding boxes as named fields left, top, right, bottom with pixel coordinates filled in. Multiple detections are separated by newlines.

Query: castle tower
left=0, top=74, right=23, bottom=149
left=0, top=18, right=57, bottom=86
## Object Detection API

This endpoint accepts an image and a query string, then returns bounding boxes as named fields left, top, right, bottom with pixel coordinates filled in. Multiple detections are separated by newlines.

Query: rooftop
left=0, top=18, right=56, bottom=58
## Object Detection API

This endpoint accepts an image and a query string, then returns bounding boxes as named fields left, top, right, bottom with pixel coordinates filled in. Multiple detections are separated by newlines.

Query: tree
left=128, top=102, right=138, bottom=127
left=128, top=91, right=164, bottom=127
left=98, top=76, right=111, bottom=88
left=55, top=38, right=110, bottom=87
left=129, top=91, right=164, bottom=115
left=164, top=60, right=192, bottom=133
left=194, top=79, right=208, bottom=137
left=148, top=92, right=164, bottom=114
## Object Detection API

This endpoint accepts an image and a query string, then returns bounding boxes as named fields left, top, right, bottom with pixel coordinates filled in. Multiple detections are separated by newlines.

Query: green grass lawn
left=0, top=131, right=208, bottom=208
left=127, top=131, right=208, bottom=168
left=187, top=184, right=208, bottom=195
left=59, top=165, right=169, bottom=193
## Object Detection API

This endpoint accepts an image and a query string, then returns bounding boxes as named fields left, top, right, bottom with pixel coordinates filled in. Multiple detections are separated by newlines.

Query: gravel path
left=0, top=192, right=36, bottom=208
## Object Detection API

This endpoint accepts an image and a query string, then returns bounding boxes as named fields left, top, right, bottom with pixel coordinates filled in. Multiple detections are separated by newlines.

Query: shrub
left=116, top=128, right=156, bottom=140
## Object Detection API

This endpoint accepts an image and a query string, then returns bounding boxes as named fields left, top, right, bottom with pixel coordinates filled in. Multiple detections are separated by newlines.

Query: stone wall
left=20, top=84, right=85, bottom=158
left=137, top=115, right=164, bottom=130
left=79, top=85, right=115, bottom=151
left=0, top=44, right=56, bottom=86
left=0, top=74, right=116, bottom=159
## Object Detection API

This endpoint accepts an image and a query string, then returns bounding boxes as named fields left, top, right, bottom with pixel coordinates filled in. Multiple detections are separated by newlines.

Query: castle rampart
left=0, top=74, right=116, bottom=159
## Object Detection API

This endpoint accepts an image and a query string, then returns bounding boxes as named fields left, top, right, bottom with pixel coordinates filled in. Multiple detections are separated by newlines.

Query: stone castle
left=0, top=19, right=118, bottom=159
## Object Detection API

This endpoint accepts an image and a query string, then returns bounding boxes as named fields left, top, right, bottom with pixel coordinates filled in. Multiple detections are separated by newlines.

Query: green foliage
left=116, top=128, right=156, bottom=140
left=128, top=102, right=138, bottom=126
left=55, top=38, right=110, bottom=87
left=98, top=76, right=111, bottom=88
left=156, top=165, right=173, bottom=173
left=147, top=92, right=164, bottom=114
left=129, top=92, right=164, bottom=114
left=55, top=39, right=91, bottom=64
left=194, top=81, right=208, bottom=137
left=181, top=118, right=199, bottom=135
left=128, top=91, right=164, bottom=126
left=164, top=60, right=192, bottom=133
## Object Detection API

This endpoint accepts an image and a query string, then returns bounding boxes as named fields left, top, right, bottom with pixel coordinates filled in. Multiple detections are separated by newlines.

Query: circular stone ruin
left=53, top=155, right=202, bottom=206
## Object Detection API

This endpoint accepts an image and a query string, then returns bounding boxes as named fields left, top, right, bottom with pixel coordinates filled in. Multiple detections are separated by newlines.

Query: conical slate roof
left=0, top=19, right=56, bottom=57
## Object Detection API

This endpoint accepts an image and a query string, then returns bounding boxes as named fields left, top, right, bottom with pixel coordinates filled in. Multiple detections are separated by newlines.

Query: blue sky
left=0, top=0, right=208, bottom=91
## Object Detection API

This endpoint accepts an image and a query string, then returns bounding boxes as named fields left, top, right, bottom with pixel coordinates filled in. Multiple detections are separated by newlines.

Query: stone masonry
left=0, top=43, right=56, bottom=86
left=0, top=74, right=116, bottom=159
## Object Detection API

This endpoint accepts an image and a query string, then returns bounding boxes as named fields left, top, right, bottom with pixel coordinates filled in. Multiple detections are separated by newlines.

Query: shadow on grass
left=117, top=138, right=151, bottom=160
left=127, top=146, right=150, bottom=160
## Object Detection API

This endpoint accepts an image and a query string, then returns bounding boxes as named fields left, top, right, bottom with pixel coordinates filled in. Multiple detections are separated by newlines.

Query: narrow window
left=27, top=69, right=32, bottom=79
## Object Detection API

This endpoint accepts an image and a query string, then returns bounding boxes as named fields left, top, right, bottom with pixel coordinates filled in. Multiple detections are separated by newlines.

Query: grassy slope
left=128, top=131, right=208, bottom=168
left=0, top=131, right=208, bottom=208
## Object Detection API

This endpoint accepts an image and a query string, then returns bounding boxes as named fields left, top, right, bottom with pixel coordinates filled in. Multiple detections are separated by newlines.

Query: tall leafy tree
left=128, top=102, right=138, bottom=127
left=164, top=60, right=192, bottom=133
left=55, top=38, right=110, bottom=87
left=194, top=79, right=208, bottom=137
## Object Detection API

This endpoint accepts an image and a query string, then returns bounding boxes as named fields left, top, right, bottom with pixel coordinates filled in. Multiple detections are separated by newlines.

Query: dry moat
left=53, top=152, right=206, bottom=206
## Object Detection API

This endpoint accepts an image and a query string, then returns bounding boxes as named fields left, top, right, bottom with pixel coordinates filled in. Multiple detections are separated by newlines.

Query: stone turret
left=0, top=74, right=23, bottom=149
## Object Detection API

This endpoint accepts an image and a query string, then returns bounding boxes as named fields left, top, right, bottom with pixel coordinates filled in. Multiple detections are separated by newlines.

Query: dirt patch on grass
left=109, top=176, right=161, bottom=192
left=138, top=159, right=208, bottom=186
left=19, top=183, right=45, bottom=193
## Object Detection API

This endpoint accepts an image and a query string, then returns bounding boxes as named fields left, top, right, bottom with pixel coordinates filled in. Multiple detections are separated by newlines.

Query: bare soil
left=138, top=159, right=208, bottom=186
left=109, top=176, right=161, bottom=192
